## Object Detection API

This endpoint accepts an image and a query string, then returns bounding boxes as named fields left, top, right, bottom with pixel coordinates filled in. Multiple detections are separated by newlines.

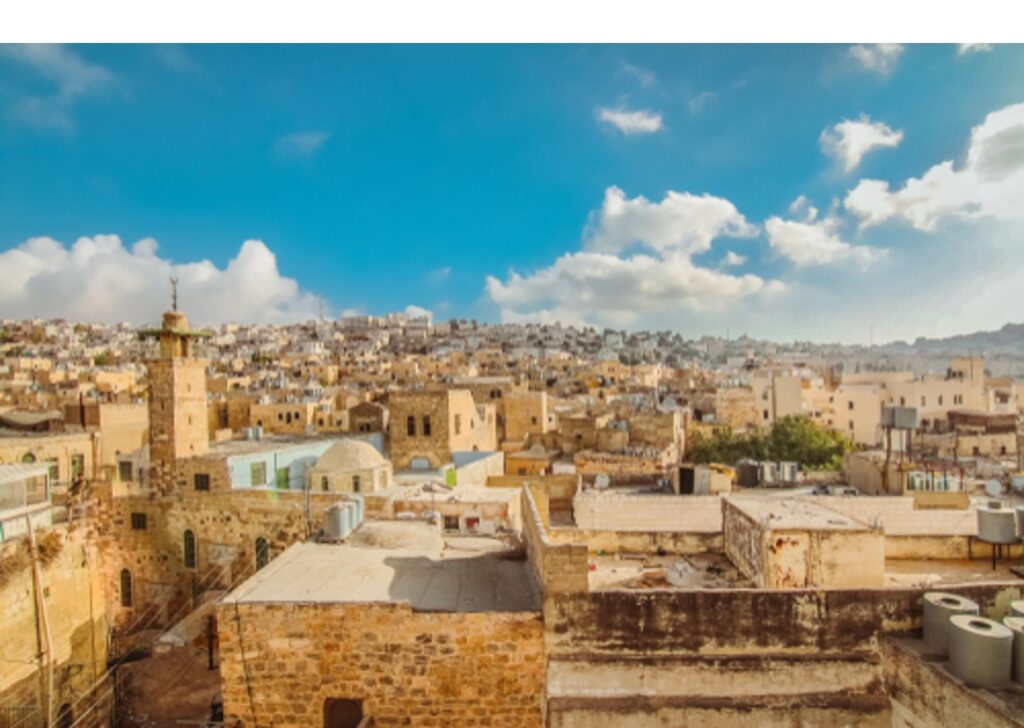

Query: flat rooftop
left=726, top=495, right=871, bottom=532
left=223, top=521, right=539, bottom=613
left=207, top=433, right=346, bottom=457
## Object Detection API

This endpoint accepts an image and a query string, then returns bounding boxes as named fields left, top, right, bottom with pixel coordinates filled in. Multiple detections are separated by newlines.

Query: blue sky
left=2, top=43, right=1023, bottom=342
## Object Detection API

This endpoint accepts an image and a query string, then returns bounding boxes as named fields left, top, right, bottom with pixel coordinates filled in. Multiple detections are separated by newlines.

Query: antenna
left=169, top=277, right=179, bottom=311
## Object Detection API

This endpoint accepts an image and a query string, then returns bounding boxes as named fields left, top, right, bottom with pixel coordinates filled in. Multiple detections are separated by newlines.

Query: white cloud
left=849, top=44, right=904, bottom=74
left=0, top=235, right=321, bottom=325
left=426, top=266, right=452, bottom=284
left=0, top=44, right=114, bottom=131
left=403, top=305, right=432, bottom=320
left=619, top=63, right=655, bottom=87
left=583, top=186, right=757, bottom=257
left=274, top=130, right=330, bottom=158
left=688, top=91, right=716, bottom=116
left=721, top=251, right=746, bottom=267
left=957, top=44, right=993, bottom=56
left=820, top=115, right=903, bottom=172
left=153, top=45, right=200, bottom=72
left=765, top=205, right=886, bottom=268
left=486, top=187, right=779, bottom=327
left=845, top=101, right=1024, bottom=230
left=597, top=107, right=663, bottom=136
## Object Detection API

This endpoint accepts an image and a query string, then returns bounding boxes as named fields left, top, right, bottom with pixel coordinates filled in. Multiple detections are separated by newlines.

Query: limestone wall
left=521, top=486, right=588, bottom=595
left=0, top=523, right=110, bottom=719
left=217, top=601, right=545, bottom=727
left=573, top=492, right=722, bottom=533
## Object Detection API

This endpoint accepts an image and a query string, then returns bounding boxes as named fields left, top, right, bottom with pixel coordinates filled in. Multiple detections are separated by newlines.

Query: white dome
left=314, top=440, right=386, bottom=472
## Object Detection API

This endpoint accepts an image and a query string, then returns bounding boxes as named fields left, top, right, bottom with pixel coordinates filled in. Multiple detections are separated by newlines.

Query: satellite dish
left=595, top=474, right=610, bottom=490
left=985, top=479, right=1003, bottom=499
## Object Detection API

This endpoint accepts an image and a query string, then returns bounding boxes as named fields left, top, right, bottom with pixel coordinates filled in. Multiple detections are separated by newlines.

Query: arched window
left=21, top=452, right=36, bottom=464
left=321, top=476, right=329, bottom=492
left=255, top=538, right=269, bottom=570
left=120, top=569, right=133, bottom=607
left=183, top=529, right=196, bottom=569
left=352, top=475, right=361, bottom=493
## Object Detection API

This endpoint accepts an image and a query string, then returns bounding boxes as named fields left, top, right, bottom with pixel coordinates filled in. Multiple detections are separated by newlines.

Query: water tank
left=323, top=504, right=346, bottom=541
left=779, top=462, right=798, bottom=482
left=923, top=592, right=979, bottom=654
left=1015, top=509, right=1024, bottom=542
left=345, top=494, right=364, bottom=525
left=253, top=425, right=263, bottom=440
left=342, top=502, right=357, bottom=534
left=948, top=615, right=1012, bottom=689
left=1010, top=600, right=1024, bottom=618
left=978, top=508, right=1017, bottom=544
left=1003, top=616, right=1024, bottom=685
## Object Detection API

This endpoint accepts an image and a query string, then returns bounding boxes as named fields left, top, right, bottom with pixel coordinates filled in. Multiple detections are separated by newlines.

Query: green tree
left=686, top=416, right=849, bottom=471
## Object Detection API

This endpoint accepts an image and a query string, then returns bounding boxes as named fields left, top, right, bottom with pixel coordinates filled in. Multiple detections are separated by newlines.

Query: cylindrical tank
left=949, top=615, right=1012, bottom=689
left=339, top=503, right=353, bottom=538
left=924, top=592, right=979, bottom=654
left=1015, top=508, right=1024, bottom=541
left=346, top=494, right=364, bottom=525
left=1010, top=600, right=1024, bottom=618
left=1003, top=616, right=1024, bottom=684
left=323, top=504, right=345, bottom=541
left=978, top=508, right=1017, bottom=544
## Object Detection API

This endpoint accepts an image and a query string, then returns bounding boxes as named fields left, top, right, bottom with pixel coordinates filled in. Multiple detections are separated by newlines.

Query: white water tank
left=1003, top=616, right=1024, bottom=685
left=978, top=508, right=1017, bottom=544
left=923, top=592, right=979, bottom=655
left=949, top=615, right=1012, bottom=689
left=1010, top=600, right=1024, bottom=619
left=323, top=503, right=351, bottom=541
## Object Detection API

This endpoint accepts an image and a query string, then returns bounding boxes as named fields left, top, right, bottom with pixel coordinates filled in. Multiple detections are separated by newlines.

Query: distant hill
left=885, top=323, right=1024, bottom=355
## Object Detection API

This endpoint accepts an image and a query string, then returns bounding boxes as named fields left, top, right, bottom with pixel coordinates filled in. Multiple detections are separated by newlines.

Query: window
left=21, top=452, right=36, bottom=464
left=407, top=415, right=416, bottom=436
left=194, top=473, right=211, bottom=491
left=119, top=462, right=133, bottom=482
left=183, top=529, right=196, bottom=569
left=531, top=416, right=538, bottom=425
left=763, top=409, right=769, bottom=420
left=48, top=461, right=59, bottom=481
left=443, top=515, right=459, bottom=531
left=352, top=475, right=361, bottom=493
left=250, top=462, right=267, bottom=487
left=938, top=395, right=944, bottom=406
left=921, top=396, right=926, bottom=407
left=848, top=401, right=854, bottom=411
left=276, top=468, right=289, bottom=489
left=321, top=476, right=329, bottom=492
left=454, top=414, right=461, bottom=436
left=323, top=699, right=363, bottom=728
left=899, top=396, right=905, bottom=406
left=120, top=569, right=133, bottom=607
left=849, top=420, right=855, bottom=431
left=130, top=512, right=147, bottom=530
left=423, top=416, right=431, bottom=436
left=278, top=412, right=284, bottom=422
left=255, top=537, right=270, bottom=570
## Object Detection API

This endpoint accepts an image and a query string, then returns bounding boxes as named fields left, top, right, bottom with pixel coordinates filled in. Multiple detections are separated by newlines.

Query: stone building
left=308, top=438, right=393, bottom=494
left=141, top=309, right=210, bottom=479
left=387, top=389, right=497, bottom=470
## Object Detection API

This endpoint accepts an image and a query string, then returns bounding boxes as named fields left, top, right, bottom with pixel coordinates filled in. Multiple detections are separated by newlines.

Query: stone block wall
left=521, top=486, right=588, bottom=595
left=217, top=601, right=545, bottom=727
left=573, top=493, right=723, bottom=533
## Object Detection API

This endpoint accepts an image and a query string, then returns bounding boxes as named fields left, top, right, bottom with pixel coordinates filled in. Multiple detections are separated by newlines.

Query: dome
left=314, top=439, right=386, bottom=472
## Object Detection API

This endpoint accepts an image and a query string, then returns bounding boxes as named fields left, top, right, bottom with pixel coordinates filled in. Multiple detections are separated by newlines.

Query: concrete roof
left=223, top=523, right=539, bottom=613
left=725, top=495, right=872, bottom=532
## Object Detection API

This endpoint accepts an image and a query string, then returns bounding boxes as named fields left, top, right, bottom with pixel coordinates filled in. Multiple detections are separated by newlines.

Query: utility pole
left=27, top=517, right=54, bottom=728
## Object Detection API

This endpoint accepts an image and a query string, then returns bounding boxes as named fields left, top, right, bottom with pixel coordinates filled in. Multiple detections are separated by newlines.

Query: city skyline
left=2, top=43, right=1024, bottom=343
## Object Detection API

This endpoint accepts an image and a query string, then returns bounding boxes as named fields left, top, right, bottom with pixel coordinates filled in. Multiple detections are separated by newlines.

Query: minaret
left=142, top=279, right=210, bottom=483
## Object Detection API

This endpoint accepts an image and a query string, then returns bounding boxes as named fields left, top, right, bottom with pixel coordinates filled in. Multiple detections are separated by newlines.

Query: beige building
left=309, top=439, right=393, bottom=494
left=387, top=389, right=497, bottom=470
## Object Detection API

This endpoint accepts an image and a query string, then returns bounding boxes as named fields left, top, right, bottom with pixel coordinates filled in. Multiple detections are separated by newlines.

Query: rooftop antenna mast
left=170, top=277, right=179, bottom=312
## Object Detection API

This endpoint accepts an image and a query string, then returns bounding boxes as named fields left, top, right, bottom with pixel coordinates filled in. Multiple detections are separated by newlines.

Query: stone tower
left=142, top=306, right=210, bottom=481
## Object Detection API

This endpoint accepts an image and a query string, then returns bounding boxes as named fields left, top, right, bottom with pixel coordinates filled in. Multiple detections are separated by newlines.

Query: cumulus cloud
left=403, top=305, right=433, bottom=320
left=274, top=130, right=330, bottom=158
left=820, top=115, right=903, bottom=172
left=957, top=43, right=993, bottom=56
left=721, top=251, right=746, bottom=267
left=849, top=44, right=905, bottom=74
left=0, top=235, right=321, bottom=325
left=844, top=101, right=1024, bottom=230
left=619, top=63, right=655, bottom=87
left=765, top=200, right=887, bottom=268
left=486, top=187, right=779, bottom=327
left=0, top=44, right=114, bottom=131
left=583, top=186, right=757, bottom=257
left=688, top=91, right=716, bottom=116
left=596, top=107, right=663, bottom=135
